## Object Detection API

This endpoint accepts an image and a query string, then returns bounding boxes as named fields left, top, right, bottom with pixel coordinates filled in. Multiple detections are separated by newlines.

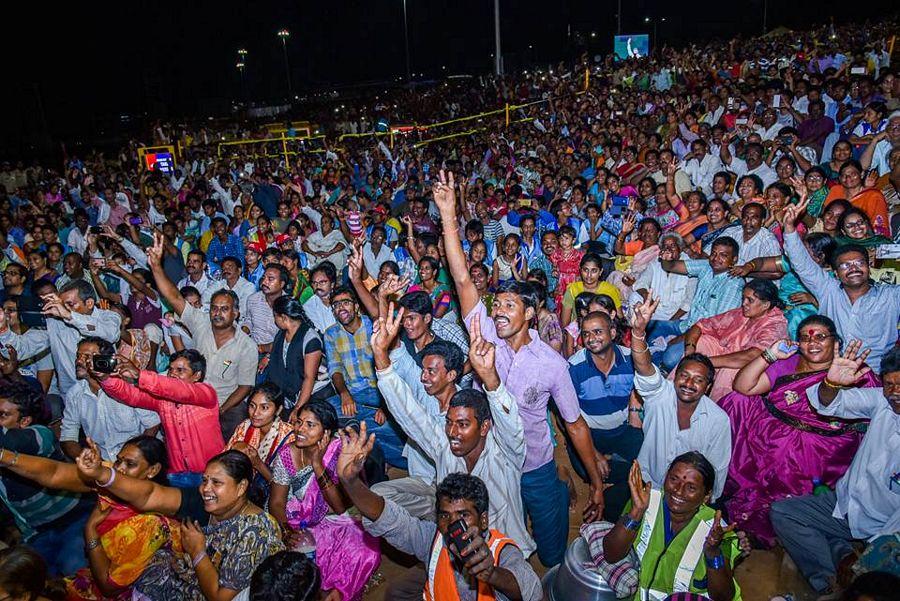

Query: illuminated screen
left=144, top=152, right=174, bottom=174
left=614, top=34, right=650, bottom=60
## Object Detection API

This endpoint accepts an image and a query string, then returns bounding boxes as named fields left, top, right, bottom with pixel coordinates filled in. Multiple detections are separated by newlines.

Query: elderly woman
left=678, top=279, right=788, bottom=401
left=630, top=232, right=697, bottom=322
left=75, top=447, right=284, bottom=601
left=602, top=455, right=742, bottom=601
left=720, top=316, right=881, bottom=547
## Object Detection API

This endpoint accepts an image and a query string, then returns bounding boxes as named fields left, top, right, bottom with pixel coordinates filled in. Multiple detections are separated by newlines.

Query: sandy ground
left=362, top=440, right=818, bottom=601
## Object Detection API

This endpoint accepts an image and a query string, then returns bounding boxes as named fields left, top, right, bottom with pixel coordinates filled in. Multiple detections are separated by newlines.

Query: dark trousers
left=521, top=458, right=569, bottom=567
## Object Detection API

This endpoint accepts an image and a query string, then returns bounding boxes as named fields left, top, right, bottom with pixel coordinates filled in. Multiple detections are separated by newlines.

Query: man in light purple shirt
left=435, top=170, right=607, bottom=568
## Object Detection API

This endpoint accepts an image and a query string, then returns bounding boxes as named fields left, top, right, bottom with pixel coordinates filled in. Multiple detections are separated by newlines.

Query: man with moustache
left=772, top=343, right=900, bottom=597
left=629, top=294, right=732, bottom=502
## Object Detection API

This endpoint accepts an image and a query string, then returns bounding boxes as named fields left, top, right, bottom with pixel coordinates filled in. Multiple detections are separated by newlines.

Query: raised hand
left=627, top=460, right=651, bottom=520
left=370, top=304, right=404, bottom=354
left=147, top=233, right=164, bottom=269
left=728, top=263, right=755, bottom=278
left=467, top=314, right=499, bottom=390
left=40, top=293, right=72, bottom=321
left=767, top=339, right=798, bottom=361
left=0, top=345, right=18, bottom=377
left=864, top=169, right=878, bottom=189
left=621, top=213, right=636, bottom=235
left=336, top=422, right=376, bottom=483
left=825, top=340, right=871, bottom=386
left=378, top=274, right=410, bottom=299
left=630, top=293, right=659, bottom=333
left=75, top=438, right=106, bottom=482
left=311, top=432, right=331, bottom=471
left=432, top=170, right=457, bottom=216
left=347, top=244, right=364, bottom=282
left=788, top=175, right=808, bottom=200
left=704, top=510, right=737, bottom=557
left=781, top=195, right=809, bottom=234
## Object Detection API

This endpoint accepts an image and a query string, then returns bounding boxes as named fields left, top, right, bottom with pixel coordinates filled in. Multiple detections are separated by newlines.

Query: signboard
left=614, top=34, right=650, bottom=60
left=144, top=151, right=175, bottom=174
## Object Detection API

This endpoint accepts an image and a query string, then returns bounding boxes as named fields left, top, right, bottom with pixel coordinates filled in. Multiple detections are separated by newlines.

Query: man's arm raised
left=434, top=170, right=479, bottom=316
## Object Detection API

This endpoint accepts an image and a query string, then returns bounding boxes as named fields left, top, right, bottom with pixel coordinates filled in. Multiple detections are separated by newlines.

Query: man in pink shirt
left=95, top=349, right=224, bottom=488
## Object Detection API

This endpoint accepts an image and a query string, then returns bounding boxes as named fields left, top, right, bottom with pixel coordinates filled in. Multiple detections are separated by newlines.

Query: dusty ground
left=363, top=441, right=818, bottom=601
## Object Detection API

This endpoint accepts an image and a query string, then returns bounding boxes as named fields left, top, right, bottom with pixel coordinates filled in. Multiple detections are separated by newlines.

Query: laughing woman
left=75, top=446, right=284, bottom=601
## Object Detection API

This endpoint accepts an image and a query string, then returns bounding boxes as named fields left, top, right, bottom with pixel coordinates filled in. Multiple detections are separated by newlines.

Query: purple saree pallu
left=718, top=355, right=879, bottom=548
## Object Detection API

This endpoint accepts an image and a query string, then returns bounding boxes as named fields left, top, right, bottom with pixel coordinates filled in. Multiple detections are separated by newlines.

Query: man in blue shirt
left=567, top=311, right=643, bottom=520
left=206, top=217, right=244, bottom=274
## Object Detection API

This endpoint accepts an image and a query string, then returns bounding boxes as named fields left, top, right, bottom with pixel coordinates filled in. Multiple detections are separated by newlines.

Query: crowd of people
left=0, top=15, right=899, bottom=601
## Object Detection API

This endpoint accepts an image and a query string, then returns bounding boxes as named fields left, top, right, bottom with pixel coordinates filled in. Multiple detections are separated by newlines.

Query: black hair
left=59, top=278, right=97, bottom=303
left=310, top=262, right=337, bottom=284
left=0, top=546, right=47, bottom=600
left=273, top=295, right=309, bottom=323
left=669, top=451, right=716, bottom=495
left=399, top=290, right=434, bottom=317
left=711, top=235, right=739, bottom=256
left=220, top=255, right=243, bottom=271
left=676, top=352, right=716, bottom=383
left=263, top=262, right=293, bottom=292
left=79, top=335, right=115, bottom=357
left=298, top=398, right=339, bottom=433
left=841, top=571, right=900, bottom=601
left=737, top=174, right=764, bottom=195
left=170, top=349, right=207, bottom=381
left=743, top=278, right=785, bottom=310
left=249, top=381, right=286, bottom=410
left=0, top=381, right=46, bottom=423
left=329, top=285, right=357, bottom=304
left=580, top=252, right=603, bottom=270
left=879, top=345, right=900, bottom=378
left=436, top=473, right=490, bottom=516
left=558, top=225, right=577, bottom=239
left=187, top=249, right=207, bottom=264
left=804, top=233, right=836, bottom=264
left=418, top=255, right=442, bottom=275
left=839, top=158, right=864, bottom=176
left=418, top=340, right=465, bottom=383
left=211, top=216, right=227, bottom=228
left=448, top=388, right=492, bottom=425
left=122, top=435, right=169, bottom=484
left=180, top=285, right=201, bottom=299
left=379, top=260, right=400, bottom=276
left=829, top=243, right=869, bottom=271
left=210, top=288, right=240, bottom=309
left=573, top=292, right=599, bottom=317
left=465, top=220, right=485, bottom=237
left=495, top=280, right=540, bottom=312
left=207, top=450, right=253, bottom=486
left=249, top=551, right=321, bottom=601
left=796, top=314, right=841, bottom=346
left=742, top=201, right=768, bottom=220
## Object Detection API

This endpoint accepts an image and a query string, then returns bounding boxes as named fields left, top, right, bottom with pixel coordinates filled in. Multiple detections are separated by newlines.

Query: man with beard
left=782, top=199, right=900, bottom=372
left=771, top=343, right=900, bottom=597
left=206, top=256, right=255, bottom=319
left=629, top=294, right=732, bottom=501
left=177, top=249, right=216, bottom=304
left=59, top=337, right=159, bottom=461
left=720, top=140, right=777, bottom=187
left=242, top=263, right=289, bottom=353
left=568, top=311, right=643, bottom=520
left=718, top=202, right=781, bottom=266
left=323, top=285, right=406, bottom=470
left=147, top=234, right=257, bottom=439
left=435, top=170, right=605, bottom=568
left=301, top=263, right=338, bottom=333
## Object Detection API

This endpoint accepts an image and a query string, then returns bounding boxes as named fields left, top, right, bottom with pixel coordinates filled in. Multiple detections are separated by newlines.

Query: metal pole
left=762, top=0, right=767, bottom=35
left=617, top=0, right=622, bottom=34
left=494, top=0, right=502, bottom=76
left=281, top=38, right=293, bottom=96
left=402, top=0, right=411, bottom=80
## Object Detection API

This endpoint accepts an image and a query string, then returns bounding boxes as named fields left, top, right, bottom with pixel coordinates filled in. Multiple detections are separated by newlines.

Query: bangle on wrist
left=621, top=515, right=641, bottom=532
left=822, top=378, right=848, bottom=390
left=705, top=552, right=725, bottom=570
left=762, top=349, right=776, bottom=364
left=96, top=467, right=116, bottom=488
left=85, top=538, right=101, bottom=551
left=192, top=551, right=207, bottom=568
left=631, top=331, right=646, bottom=340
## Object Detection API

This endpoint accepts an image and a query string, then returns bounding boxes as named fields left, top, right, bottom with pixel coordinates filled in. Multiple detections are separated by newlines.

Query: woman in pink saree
left=679, top=279, right=789, bottom=400
left=719, top=315, right=879, bottom=548
left=268, top=400, right=380, bottom=600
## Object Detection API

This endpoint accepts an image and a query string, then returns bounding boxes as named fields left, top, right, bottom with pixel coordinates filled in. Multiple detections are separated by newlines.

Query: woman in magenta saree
left=719, top=315, right=879, bottom=548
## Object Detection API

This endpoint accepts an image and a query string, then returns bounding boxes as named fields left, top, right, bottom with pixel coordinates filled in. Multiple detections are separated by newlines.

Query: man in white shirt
left=66, top=209, right=90, bottom=256
left=771, top=344, right=900, bottom=595
left=719, top=203, right=782, bottom=265
left=629, top=296, right=732, bottom=501
left=205, top=257, right=255, bottom=318
left=720, top=140, right=777, bottom=187
left=683, top=139, right=721, bottom=197
left=60, top=336, right=160, bottom=461
left=177, top=250, right=216, bottom=302
left=362, top=225, right=393, bottom=278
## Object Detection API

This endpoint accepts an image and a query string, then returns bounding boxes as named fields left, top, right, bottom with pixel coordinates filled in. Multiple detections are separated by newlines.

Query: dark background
left=1, top=0, right=895, bottom=158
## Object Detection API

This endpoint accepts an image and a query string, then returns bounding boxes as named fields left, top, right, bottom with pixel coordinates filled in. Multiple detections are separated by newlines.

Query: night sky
left=1, top=0, right=895, bottom=157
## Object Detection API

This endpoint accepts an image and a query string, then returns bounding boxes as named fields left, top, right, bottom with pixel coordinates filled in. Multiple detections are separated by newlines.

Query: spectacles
left=842, top=219, right=866, bottom=230
left=836, top=258, right=867, bottom=272
left=798, top=333, right=834, bottom=343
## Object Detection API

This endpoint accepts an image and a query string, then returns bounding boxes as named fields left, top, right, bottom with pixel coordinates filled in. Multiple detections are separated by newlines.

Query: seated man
left=371, top=307, right=534, bottom=556
left=60, top=336, right=160, bottom=462
left=718, top=202, right=782, bottom=266
left=0, top=381, right=93, bottom=576
left=97, top=349, right=224, bottom=488
left=771, top=343, right=900, bottom=597
left=337, top=426, right=543, bottom=601
left=630, top=296, right=732, bottom=501
left=568, top=311, right=643, bottom=519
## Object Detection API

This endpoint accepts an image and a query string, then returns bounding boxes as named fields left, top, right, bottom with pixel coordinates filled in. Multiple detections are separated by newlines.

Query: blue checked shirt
left=680, top=259, right=744, bottom=332
left=324, top=315, right=377, bottom=395
left=206, top=234, right=245, bottom=273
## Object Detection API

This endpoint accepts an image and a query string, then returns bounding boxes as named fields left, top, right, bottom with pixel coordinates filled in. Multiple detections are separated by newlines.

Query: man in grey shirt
left=336, top=427, right=543, bottom=601
left=782, top=200, right=900, bottom=372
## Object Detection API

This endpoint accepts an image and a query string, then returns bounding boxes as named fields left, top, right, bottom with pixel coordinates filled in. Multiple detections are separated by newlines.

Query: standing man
left=435, top=170, right=607, bottom=567
left=147, top=234, right=257, bottom=439
left=205, top=217, right=244, bottom=274
left=177, top=250, right=216, bottom=304
left=243, top=263, right=289, bottom=355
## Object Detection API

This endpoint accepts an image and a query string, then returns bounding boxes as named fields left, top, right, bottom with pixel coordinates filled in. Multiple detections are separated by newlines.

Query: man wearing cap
left=244, top=242, right=267, bottom=289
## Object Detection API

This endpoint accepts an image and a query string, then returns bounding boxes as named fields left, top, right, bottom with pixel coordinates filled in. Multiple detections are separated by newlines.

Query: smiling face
left=293, top=407, right=326, bottom=448
left=444, top=405, right=488, bottom=457
left=839, top=165, right=862, bottom=190
left=672, top=359, right=712, bottom=404
left=420, top=354, right=456, bottom=396
left=418, top=259, right=436, bottom=284
left=663, top=461, right=710, bottom=516
left=491, top=291, right=532, bottom=340
left=659, top=236, right=681, bottom=262
left=833, top=249, right=870, bottom=289
left=581, top=314, right=615, bottom=356
left=881, top=371, right=900, bottom=415
left=331, top=293, right=358, bottom=326
left=797, top=323, right=836, bottom=366
left=822, top=202, right=847, bottom=231
left=199, top=461, right=248, bottom=517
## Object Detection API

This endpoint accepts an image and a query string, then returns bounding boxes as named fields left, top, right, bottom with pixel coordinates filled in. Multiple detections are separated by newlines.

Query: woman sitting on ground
left=719, top=316, right=880, bottom=548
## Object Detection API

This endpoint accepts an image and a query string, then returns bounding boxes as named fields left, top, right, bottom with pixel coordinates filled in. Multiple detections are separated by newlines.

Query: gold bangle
left=822, top=378, right=848, bottom=390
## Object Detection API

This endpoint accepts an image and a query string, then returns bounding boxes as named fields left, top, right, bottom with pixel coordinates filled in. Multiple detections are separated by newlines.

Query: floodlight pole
left=617, top=0, right=622, bottom=34
left=402, top=0, right=411, bottom=80
left=494, top=0, right=503, bottom=76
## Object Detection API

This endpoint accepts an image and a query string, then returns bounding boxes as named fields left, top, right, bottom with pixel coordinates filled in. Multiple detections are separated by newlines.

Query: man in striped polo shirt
left=567, top=311, right=644, bottom=520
